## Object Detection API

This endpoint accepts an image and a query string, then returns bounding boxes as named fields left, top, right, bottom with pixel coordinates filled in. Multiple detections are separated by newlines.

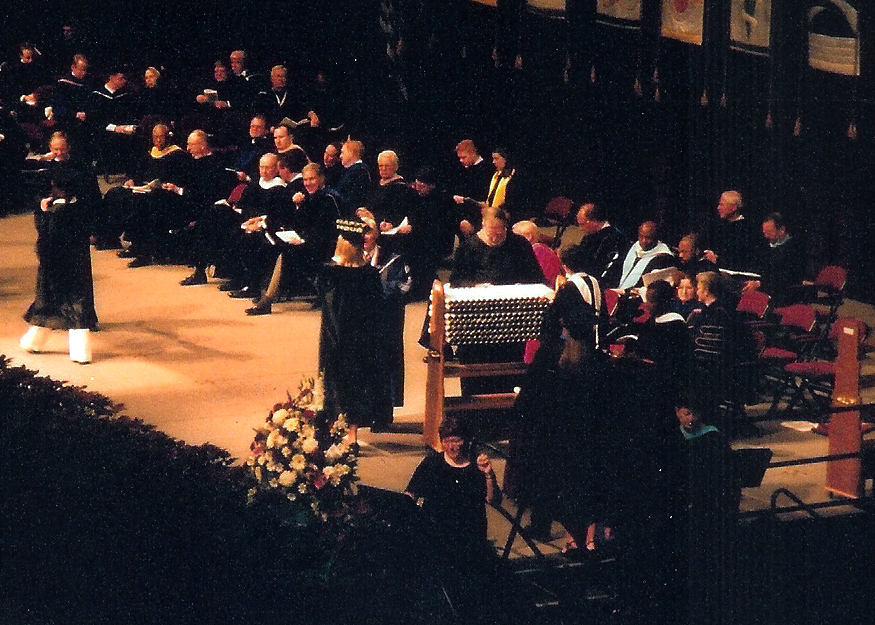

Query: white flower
left=301, top=437, right=319, bottom=454
left=291, top=454, right=306, bottom=471
left=301, top=424, right=316, bottom=440
left=298, top=482, right=309, bottom=494
left=322, top=466, right=335, bottom=480
left=325, top=443, right=344, bottom=463
left=257, top=454, right=267, bottom=465
left=271, top=408, right=289, bottom=425
left=282, top=447, right=292, bottom=457
left=278, top=470, right=297, bottom=486
left=312, top=375, right=325, bottom=410
left=284, top=416, right=300, bottom=433
left=254, top=467, right=262, bottom=481
left=269, top=479, right=278, bottom=488
left=246, top=456, right=255, bottom=466
left=334, top=463, right=350, bottom=478
left=266, top=430, right=279, bottom=449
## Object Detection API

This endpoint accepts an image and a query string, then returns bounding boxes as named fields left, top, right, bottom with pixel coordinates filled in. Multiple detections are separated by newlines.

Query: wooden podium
left=825, top=319, right=863, bottom=498
left=423, top=281, right=539, bottom=450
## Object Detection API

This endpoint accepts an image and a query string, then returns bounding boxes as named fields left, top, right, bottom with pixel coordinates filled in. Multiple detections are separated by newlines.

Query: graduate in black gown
left=318, top=219, right=392, bottom=448
left=20, top=167, right=98, bottom=363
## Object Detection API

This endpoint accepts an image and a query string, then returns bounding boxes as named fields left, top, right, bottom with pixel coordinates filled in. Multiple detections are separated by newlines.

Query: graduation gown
left=24, top=195, right=98, bottom=331
left=318, top=263, right=392, bottom=428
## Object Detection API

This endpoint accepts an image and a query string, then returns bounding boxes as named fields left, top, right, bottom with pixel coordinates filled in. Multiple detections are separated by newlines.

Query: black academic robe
left=756, top=236, right=806, bottom=306
left=318, top=263, right=392, bottom=429
left=449, top=232, right=546, bottom=287
left=562, top=224, right=631, bottom=284
left=332, top=162, right=372, bottom=216
left=24, top=194, right=98, bottom=331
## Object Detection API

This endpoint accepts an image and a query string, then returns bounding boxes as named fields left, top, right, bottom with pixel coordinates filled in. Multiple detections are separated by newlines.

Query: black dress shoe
left=218, top=280, right=242, bottom=292
left=180, top=272, right=208, bottom=286
left=245, top=301, right=272, bottom=316
left=229, top=287, right=259, bottom=299
left=128, top=257, right=152, bottom=268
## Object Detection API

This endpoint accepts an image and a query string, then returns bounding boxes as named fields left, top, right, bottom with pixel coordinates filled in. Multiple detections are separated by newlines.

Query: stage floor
left=2, top=211, right=873, bottom=558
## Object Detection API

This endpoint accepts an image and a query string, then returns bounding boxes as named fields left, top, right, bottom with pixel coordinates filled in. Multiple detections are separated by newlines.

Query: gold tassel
left=591, top=65, right=596, bottom=84
left=700, top=89, right=708, bottom=106
left=720, top=92, right=727, bottom=107
left=515, top=54, right=523, bottom=70
left=848, top=121, right=857, bottom=140
left=765, top=111, right=773, bottom=129
left=794, top=117, right=802, bottom=137
left=633, top=76, right=643, bottom=97
left=655, top=86, right=661, bottom=102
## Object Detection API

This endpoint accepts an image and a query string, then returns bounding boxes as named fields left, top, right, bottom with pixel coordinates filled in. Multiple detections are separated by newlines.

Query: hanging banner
left=527, top=0, right=566, bottom=18
left=661, top=0, right=705, bottom=45
left=596, top=0, right=642, bottom=29
left=808, top=1, right=860, bottom=76
left=730, top=0, right=772, bottom=55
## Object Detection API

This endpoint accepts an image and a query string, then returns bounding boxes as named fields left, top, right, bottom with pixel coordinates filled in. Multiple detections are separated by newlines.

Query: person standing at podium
left=448, top=206, right=546, bottom=395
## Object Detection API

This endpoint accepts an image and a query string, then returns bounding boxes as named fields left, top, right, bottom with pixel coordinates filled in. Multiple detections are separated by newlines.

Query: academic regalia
left=318, top=263, right=392, bottom=429
left=561, top=224, right=630, bottom=284
left=24, top=190, right=98, bottom=331
left=332, top=161, right=372, bottom=216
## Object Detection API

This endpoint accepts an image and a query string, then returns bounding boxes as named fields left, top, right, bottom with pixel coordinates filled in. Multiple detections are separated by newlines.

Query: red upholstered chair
left=788, top=265, right=847, bottom=323
left=778, top=318, right=869, bottom=418
left=736, top=289, right=771, bottom=331
left=758, top=304, right=820, bottom=414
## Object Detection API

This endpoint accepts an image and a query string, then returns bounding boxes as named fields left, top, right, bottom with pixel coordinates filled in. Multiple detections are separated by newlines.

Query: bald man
left=615, top=221, right=675, bottom=290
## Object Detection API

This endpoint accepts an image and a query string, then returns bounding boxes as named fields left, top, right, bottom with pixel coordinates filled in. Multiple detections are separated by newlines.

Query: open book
left=642, top=266, right=682, bottom=287
left=381, top=216, right=409, bottom=236
left=275, top=230, right=305, bottom=245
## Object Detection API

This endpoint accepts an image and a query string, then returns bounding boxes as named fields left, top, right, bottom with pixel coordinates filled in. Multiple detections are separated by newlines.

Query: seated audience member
left=0, top=106, right=29, bottom=214
left=674, top=233, right=716, bottom=279
left=322, top=141, right=344, bottom=189
left=86, top=66, right=139, bottom=176
left=615, top=220, right=675, bottom=290
left=512, top=220, right=562, bottom=287
left=137, top=66, right=178, bottom=128
left=405, top=415, right=501, bottom=567
left=703, top=190, right=757, bottom=272
left=228, top=49, right=258, bottom=105
left=244, top=162, right=341, bottom=314
left=406, top=166, right=457, bottom=300
left=670, top=272, right=702, bottom=319
left=562, top=202, right=630, bottom=285
left=252, top=64, right=320, bottom=130
left=363, top=222, right=412, bottom=410
left=332, top=139, right=371, bottom=216
left=318, top=219, right=392, bottom=447
left=627, top=280, right=693, bottom=410
left=49, top=54, right=91, bottom=154
left=272, top=121, right=309, bottom=161
left=181, top=152, right=287, bottom=290
left=362, top=149, right=415, bottom=236
left=127, top=130, right=233, bottom=267
left=686, top=271, right=756, bottom=428
left=101, top=123, right=185, bottom=249
left=744, top=212, right=806, bottom=306
left=229, top=115, right=274, bottom=182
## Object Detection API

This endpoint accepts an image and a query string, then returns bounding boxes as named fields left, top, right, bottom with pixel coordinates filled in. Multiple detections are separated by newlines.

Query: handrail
left=769, top=488, right=822, bottom=518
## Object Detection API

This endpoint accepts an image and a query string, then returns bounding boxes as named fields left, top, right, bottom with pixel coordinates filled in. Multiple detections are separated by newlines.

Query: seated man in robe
left=101, top=123, right=185, bottom=249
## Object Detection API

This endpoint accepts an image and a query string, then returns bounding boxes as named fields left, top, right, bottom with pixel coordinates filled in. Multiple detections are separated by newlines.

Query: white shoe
left=68, top=329, right=92, bottom=364
left=20, top=326, right=51, bottom=353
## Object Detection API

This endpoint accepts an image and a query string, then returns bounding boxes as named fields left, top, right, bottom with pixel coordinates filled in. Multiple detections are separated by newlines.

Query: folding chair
left=777, top=318, right=868, bottom=419
left=788, top=265, right=847, bottom=323
left=539, top=197, right=574, bottom=249
left=757, top=304, right=819, bottom=414
left=736, top=289, right=771, bottom=330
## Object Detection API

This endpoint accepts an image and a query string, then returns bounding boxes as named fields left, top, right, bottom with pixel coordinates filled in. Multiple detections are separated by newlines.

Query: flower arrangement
left=247, top=375, right=358, bottom=522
